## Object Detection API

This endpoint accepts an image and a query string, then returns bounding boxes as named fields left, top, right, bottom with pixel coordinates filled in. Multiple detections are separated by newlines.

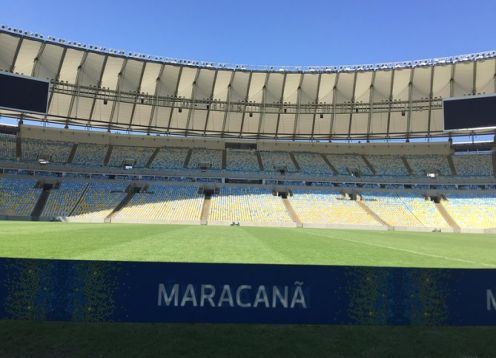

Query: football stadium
left=0, top=2, right=496, bottom=356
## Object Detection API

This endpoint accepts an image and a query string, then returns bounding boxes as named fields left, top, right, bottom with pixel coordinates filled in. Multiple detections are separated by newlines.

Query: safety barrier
left=1, top=257, right=496, bottom=325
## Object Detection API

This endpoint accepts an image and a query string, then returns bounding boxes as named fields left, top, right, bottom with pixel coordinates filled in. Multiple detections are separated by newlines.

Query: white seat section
left=209, top=186, right=293, bottom=224
left=188, top=149, right=223, bottom=169
left=113, top=184, right=203, bottom=222
left=406, top=155, right=451, bottom=176
left=69, top=181, right=128, bottom=221
left=366, top=155, right=409, bottom=176
left=72, top=143, right=108, bottom=166
left=150, top=148, right=189, bottom=169
left=293, top=153, right=332, bottom=175
left=226, top=150, right=260, bottom=172
left=259, top=152, right=297, bottom=172
left=442, top=192, right=496, bottom=229
left=289, top=189, right=378, bottom=226
left=452, top=153, right=493, bottom=177
left=326, top=155, right=372, bottom=176
left=42, top=181, right=88, bottom=217
left=108, top=145, right=154, bottom=168
left=22, top=138, right=72, bottom=163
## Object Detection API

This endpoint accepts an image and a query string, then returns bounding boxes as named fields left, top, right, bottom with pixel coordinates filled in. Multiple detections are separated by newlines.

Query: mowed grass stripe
left=1, top=222, right=496, bottom=268
left=303, top=229, right=496, bottom=268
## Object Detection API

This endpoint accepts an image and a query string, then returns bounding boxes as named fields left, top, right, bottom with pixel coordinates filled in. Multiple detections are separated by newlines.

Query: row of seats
left=452, top=154, right=493, bottom=176
left=259, top=151, right=297, bottom=172
left=22, top=139, right=71, bottom=163
left=69, top=181, right=128, bottom=221
left=405, top=155, right=452, bottom=176
left=113, top=184, right=203, bottom=222
left=42, top=181, right=88, bottom=217
left=225, top=150, right=260, bottom=172
left=209, top=186, right=293, bottom=224
left=362, top=192, right=448, bottom=228
left=0, top=177, right=41, bottom=216
left=293, top=153, right=331, bottom=174
left=151, top=148, right=189, bottom=169
left=289, top=190, right=378, bottom=226
left=0, top=134, right=16, bottom=161
left=188, top=149, right=223, bottom=170
left=326, top=155, right=373, bottom=176
left=1, top=175, right=495, bottom=229
left=10, top=138, right=496, bottom=177
left=443, top=192, right=496, bottom=229
left=367, top=155, right=409, bottom=176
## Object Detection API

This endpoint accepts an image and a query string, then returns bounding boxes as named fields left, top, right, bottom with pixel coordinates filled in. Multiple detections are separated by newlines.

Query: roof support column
left=146, top=63, right=165, bottom=134
left=166, top=66, right=184, bottom=134
left=46, top=47, right=67, bottom=123
left=203, top=69, right=218, bottom=136
left=386, top=69, right=395, bottom=139
left=220, top=71, right=235, bottom=137
left=274, top=72, right=288, bottom=139
left=426, top=65, right=435, bottom=138
left=30, top=43, right=46, bottom=78
left=9, top=37, right=24, bottom=72
left=256, top=73, right=270, bottom=139
left=238, top=72, right=253, bottom=138
left=184, top=68, right=200, bottom=136
left=406, top=68, right=415, bottom=140
left=328, top=73, right=340, bottom=141
left=128, top=62, right=147, bottom=130
left=292, top=73, right=304, bottom=140
left=310, top=73, right=322, bottom=141
left=66, top=51, right=89, bottom=127
left=366, top=71, right=376, bottom=142
left=88, top=55, right=109, bottom=126
left=108, top=59, right=129, bottom=131
left=347, top=71, right=358, bottom=140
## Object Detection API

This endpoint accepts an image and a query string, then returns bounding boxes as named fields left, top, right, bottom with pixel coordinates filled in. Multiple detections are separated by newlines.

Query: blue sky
left=1, top=0, right=495, bottom=67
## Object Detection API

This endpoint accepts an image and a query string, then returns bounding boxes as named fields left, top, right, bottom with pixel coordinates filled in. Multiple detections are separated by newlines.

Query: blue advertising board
left=0, top=257, right=495, bottom=325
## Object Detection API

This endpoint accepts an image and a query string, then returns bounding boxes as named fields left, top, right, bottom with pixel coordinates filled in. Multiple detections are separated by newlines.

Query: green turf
left=1, top=320, right=496, bottom=358
left=1, top=221, right=496, bottom=268
left=2, top=222, right=496, bottom=356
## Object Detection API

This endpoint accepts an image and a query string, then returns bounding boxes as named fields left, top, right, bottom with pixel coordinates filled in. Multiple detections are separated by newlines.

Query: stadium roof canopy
left=0, top=26, right=495, bottom=140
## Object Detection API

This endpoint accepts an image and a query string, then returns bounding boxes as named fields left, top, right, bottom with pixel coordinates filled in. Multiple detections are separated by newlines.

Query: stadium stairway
left=103, top=146, right=113, bottom=166
left=321, top=154, right=338, bottom=175
left=256, top=151, right=264, bottom=171
left=401, top=156, right=414, bottom=175
left=183, top=149, right=192, bottom=168
left=67, top=144, right=78, bottom=164
left=200, top=194, right=212, bottom=225
left=356, top=200, right=392, bottom=229
left=289, top=153, right=301, bottom=171
left=105, top=187, right=137, bottom=223
left=282, top=197, right=303, bottom=227
left=31, top=185, right=52, bottom=220
left=435, top=201, right=461, bottom=233
left=361, top=155, right=376, bottom=175
left=221, top=149, right=227, bottom=170
left=68, top=183, right=90, bottom=217
left=145, top=148, right=160, bottom=168
left=447, top=155, right=458, bottom=176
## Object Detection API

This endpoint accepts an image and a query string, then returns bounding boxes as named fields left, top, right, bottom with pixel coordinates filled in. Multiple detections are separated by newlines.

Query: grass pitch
left=2, top=221, right=496, bottom=357
left=0, top=221, right=495, bottom=268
